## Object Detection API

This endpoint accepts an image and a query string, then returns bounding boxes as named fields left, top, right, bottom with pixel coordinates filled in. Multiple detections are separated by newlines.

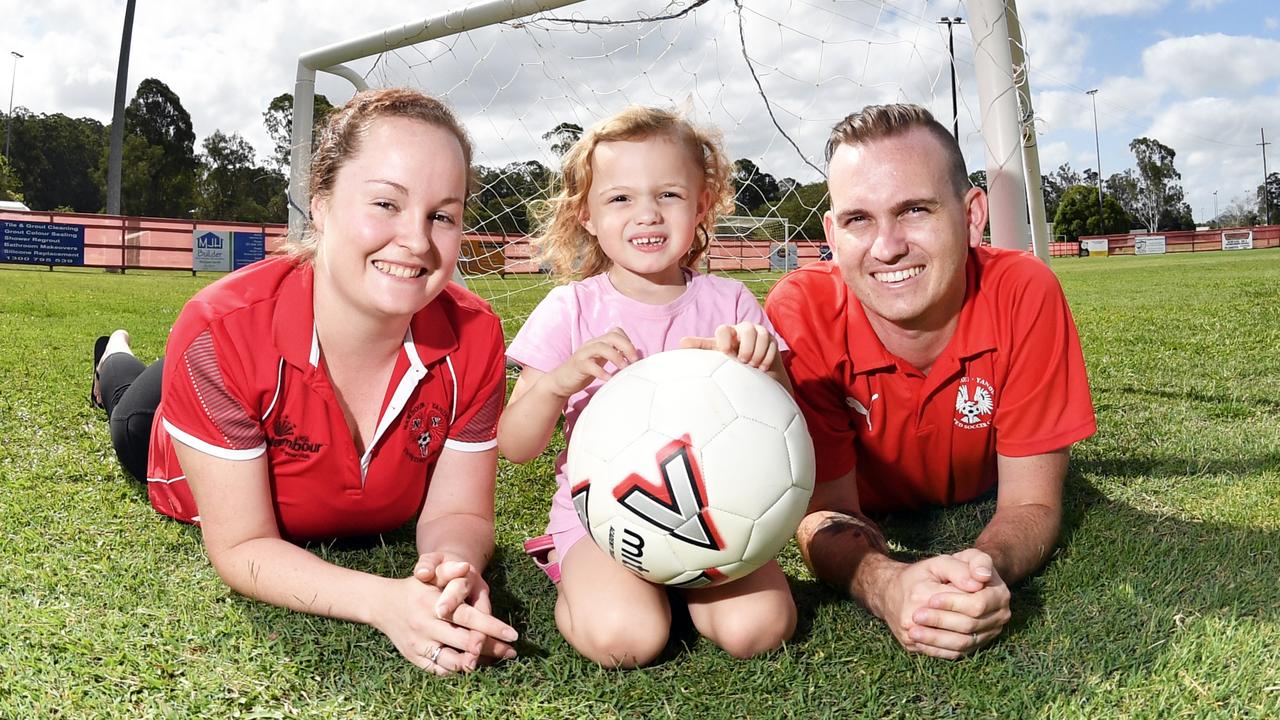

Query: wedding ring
left=426, top=645, right=443, bottom=664
left=971, top=632, right=979, bottom=647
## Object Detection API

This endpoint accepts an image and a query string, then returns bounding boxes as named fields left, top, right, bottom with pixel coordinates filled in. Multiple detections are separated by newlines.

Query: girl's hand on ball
left=548, top=327, right=637, bottom=397
left=681, top=323, right=778, bottom=370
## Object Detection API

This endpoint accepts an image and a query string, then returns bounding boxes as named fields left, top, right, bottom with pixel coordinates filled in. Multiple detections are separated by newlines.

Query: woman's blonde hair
left=531, top=106, right=734, bottom=281
left=283, top=87, right=473, bottom=262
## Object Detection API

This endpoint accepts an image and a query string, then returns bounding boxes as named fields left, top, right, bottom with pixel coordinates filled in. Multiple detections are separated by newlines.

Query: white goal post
left=286, top=0, right=1048, bottom=265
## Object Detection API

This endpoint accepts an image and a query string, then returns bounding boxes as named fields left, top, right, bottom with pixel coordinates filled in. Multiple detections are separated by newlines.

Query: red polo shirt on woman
left=765, top=247, right=1095, bottom=513
left=146, top=257, right=505, bottom=541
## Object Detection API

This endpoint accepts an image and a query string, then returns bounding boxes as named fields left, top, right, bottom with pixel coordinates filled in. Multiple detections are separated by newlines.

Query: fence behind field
left=1078, top=226, right=1280, bottom=256
left=2, top=210, right=835, bottom=276
left=0, top=210, right=288, bottom=272
left=8, top=209, right=1274, bottom=275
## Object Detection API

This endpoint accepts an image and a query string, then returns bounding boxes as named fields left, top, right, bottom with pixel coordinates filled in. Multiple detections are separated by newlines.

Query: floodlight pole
left=938, top=17, right=964, bottom=140
left=1259, top=128, right=1271, bottom=225
left=106, top=0, right=137, bottom=216
left=1212, top=190, right=1218, bottom=226
left=4, top=51, right=22, bottom=160
left=1086, top=89, right=1103, bottom=218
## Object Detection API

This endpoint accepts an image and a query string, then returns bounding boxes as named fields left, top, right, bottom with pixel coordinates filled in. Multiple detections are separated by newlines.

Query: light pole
left=1213, top=190, right=1218, bottom=226
left=1086, top=89, right=1103, bottom=219
left=938, top=17, right=965, bottom=140
left=1259, top=128, right=1271, bottom=226
left=4, top=51, right=22, bottom=160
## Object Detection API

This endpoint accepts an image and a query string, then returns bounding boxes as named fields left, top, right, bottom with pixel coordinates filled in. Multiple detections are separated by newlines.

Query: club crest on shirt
left=403, top=401, right=446, bottom=462
left=954, top=376, right=995, bottom=429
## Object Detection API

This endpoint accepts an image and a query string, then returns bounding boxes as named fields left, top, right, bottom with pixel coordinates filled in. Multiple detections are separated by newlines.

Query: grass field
left=1, top=250, right=1277, bottom=718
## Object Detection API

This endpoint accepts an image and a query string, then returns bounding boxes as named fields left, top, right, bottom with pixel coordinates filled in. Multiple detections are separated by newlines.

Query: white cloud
left=1143, top=34, right=1280, bottom=98
left=1188, top=0, right=1228, bottom=10
left=1019, top=0, right=1169, bottom=19
left=1143, top=94, right=1280, bottom=215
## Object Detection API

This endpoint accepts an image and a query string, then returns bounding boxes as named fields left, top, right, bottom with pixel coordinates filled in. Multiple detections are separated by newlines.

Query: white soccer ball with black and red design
left=566, top=348, right=815, bottom=588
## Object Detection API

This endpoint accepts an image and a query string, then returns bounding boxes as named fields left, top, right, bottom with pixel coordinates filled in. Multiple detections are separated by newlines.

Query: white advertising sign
left=1134, top=235, right=1166, bottom=255
left=193, top=230, right=231, bottom=272
left=1083, top=238, right=1109, bottom=256
left=1222, top=230, right=1253, bottom=251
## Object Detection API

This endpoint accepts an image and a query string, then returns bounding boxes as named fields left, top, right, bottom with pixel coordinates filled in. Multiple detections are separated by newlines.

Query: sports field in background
left=1, top=250, right=1277, bottom=718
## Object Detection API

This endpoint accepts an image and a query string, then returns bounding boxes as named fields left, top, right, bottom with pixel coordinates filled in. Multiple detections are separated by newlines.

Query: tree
left=1053, top=184, right=1130, bottom=241
left=1255, top=171, right=1280, bottom=225
left=1040, top=163, right=1081, bottom=220
left=542, top=122, right=583, bottom=159
left=1129, top=137, right=1186, bottom=233
left=1104, top=170, right=1139, bottom=225
left=1158, top=201, right=1195, bottom=232
left=770, top=180, right=829, bottom=240
left=466, top=160, right=551, bottom=234
left=1082, top=167, right=1099, bottom=190
left=263, top=92, right=336, bottom=172
left=1219, top=195, right=1260, bottom=228
left=196, top=130, right=285, bottom=223
left=124, top=78, right=198, bottom=217
left=6, top=110, right=106, bottom=211
left=0, top=154, right=23, bottom=202
left=968, top=170, right=987, bottom=193
left=732, top=158, right=780, bottom=214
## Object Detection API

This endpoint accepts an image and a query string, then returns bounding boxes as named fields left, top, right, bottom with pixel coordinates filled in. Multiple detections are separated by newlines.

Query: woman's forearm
left=206, top=536, right=394, bottom=626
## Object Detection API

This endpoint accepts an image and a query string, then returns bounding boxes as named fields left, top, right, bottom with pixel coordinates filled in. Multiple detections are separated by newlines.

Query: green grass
left=1, top=252, right=1278, bottom=718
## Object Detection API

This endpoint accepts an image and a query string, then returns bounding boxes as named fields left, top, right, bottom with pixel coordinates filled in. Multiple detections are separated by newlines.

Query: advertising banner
left=769, top=243, right=798, bottom=271
left=232, top=231, right=266, bottom=270
left=1222, top=230, right=1253, bottom=251
left=1082, top=238, right=1109, bottom=256
left=1134, top=235, right=1166, bottom=255
left=193, top=230, right=232, bottom=272
left=0, top=220, right=85, bottom=266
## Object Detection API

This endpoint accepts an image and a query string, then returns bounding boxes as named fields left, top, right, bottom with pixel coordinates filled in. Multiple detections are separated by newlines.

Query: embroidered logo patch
left=403, top=401, right=446, bottom=462
left=954, top=376, right=995, bottom=429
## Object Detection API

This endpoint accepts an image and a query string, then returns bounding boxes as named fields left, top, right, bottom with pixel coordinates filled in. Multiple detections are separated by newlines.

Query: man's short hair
left=824, top=104, right=972, bottom=200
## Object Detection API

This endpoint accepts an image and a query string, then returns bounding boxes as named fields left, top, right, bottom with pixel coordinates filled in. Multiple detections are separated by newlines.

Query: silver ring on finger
left=426, top=644, right=443, bottom=664
left=971, top=632, right=979, bottom=648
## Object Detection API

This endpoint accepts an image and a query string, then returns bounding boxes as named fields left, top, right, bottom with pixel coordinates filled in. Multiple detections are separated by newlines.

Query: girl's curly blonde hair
left=531, top=106, right=734, bottom=281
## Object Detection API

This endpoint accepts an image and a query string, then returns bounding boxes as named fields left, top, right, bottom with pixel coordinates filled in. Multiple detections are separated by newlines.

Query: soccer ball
left=566, top=348, right=815, bottom=588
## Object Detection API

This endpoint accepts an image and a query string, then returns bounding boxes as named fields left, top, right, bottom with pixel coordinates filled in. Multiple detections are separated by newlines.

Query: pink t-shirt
left=506, top=269, right=785, bottom=536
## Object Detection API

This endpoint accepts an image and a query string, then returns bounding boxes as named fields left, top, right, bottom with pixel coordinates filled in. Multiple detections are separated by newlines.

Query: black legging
left=99, top=354, right=164, bottom=482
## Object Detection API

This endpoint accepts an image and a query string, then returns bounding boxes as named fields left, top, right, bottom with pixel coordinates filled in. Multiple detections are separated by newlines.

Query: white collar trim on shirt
left=360, top=327, right=429, bottom=482
left=309, top=322, right=432, bottom=483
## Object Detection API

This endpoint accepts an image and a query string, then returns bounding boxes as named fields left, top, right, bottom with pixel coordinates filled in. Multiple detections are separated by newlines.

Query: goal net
left=288, top=0, right=1044, bottom=340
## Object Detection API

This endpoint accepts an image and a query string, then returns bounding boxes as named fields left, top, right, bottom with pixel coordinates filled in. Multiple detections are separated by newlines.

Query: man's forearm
left=795, top=509, right=903, bottom=618
left=974, top=502, right=1060, bottom=584
left=417, top=513, right=496, bottom=571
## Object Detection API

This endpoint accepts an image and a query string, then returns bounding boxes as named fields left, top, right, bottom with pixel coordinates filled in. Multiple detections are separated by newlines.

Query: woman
left=90, top=88, right=517, bottom=676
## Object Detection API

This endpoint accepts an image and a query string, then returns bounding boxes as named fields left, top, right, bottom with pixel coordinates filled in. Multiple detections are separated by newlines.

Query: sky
left=1, top=0, right=1276, bottom=224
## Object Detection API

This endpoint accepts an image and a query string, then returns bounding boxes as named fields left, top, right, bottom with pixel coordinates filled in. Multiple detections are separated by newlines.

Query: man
left=765, top=104, right=1095, bottom=659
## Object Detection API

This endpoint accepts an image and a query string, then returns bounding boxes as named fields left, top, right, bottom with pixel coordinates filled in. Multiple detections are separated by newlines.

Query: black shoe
left=90, top=335, right=109, bottom=410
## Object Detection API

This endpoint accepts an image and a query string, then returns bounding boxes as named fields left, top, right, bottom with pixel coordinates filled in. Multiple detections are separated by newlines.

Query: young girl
left=498, top=107, right=797, bottom=667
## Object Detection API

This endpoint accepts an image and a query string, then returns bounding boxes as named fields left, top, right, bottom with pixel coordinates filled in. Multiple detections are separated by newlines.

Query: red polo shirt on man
left=146, top=256, right=505, bottom=541
left=765, top=246, right=1095, bottom=513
